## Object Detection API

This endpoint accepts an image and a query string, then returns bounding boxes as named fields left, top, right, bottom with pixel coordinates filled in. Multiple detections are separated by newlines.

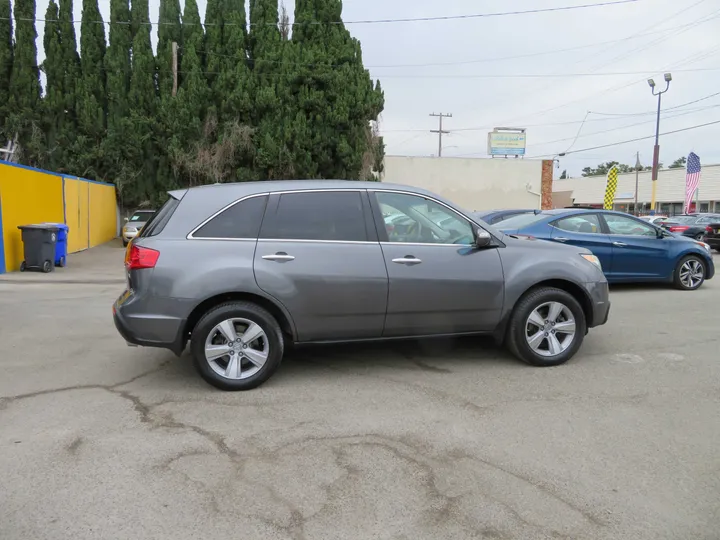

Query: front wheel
left=506, top=287, right=587, bottom=367
left=673, top=255, right=706, bottom=291
left=694, top=232, right=705, bottom=241
left=190, top=301, right=284, bottom=391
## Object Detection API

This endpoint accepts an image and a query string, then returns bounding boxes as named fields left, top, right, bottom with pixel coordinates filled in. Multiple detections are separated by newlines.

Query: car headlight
left=693, top=241, right=711, bottom=254
left=124, top=226, right=137, bottom=233
left=580, top=253, right=602, bottom=271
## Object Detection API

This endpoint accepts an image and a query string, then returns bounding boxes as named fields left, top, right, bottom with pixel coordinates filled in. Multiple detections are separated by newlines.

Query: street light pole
left=648, top=73, right=671, bottom=213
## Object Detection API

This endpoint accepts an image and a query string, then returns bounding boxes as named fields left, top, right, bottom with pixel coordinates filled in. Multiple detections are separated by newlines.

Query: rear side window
left=260, top=191, right=367, bottom=242
left=193, top=195, right=268, bottom=239
left=554, top=214, right=601, bottom=233
left=137, top=197, right=179, bottom=238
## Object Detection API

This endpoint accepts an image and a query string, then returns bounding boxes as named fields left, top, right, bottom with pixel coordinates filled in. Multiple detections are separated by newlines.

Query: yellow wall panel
left=0, top=164, right=65, bottom=271
left=79, top=180, right=90, bottom=250
left=88, top=182, right=117, bottom=248
left=63, top=178, right=86, bottom=253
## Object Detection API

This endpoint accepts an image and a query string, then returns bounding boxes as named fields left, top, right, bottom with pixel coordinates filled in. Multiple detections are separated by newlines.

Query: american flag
left=683, top=152, right=701, bottom=213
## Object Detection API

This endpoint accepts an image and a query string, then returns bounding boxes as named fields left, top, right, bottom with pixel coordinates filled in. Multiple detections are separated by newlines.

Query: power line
left=588, top=90, right=720, bottom=116
left=2, top=1, right=641, bottom=28
left=528, top=119, right=720, bottom=157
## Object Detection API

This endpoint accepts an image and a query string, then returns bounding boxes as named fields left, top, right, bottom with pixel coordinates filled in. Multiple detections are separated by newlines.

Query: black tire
left=42, top=260, right=52, bottom=273
left=190, top=301, right=284, bottom=391
left=122, top=240, right=129, bottom=247
left=506, top=287, right=586, bottom=367
left=673, top=255, right=706, bottom=291
left=58, top=256, right=66, bottom=268
left=19, top=261, right=26, bottom=272
left=694, top=233, right=704, bottom=241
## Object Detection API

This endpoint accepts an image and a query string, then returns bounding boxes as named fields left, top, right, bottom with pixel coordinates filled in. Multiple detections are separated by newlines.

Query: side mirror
left=474, top=228, right=492, bottom=248
left=124, top=217, right=129, bottom=222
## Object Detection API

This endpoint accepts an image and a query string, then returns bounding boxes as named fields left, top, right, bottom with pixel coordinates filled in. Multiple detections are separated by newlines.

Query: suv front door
left=254, top=190, right=388, bottom=342
left=370, top=190, right=504, bottom=337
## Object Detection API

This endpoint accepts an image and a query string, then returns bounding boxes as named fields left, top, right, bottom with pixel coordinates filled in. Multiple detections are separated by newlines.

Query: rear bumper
left=705, top=237, right=720, bottom=249
left=113, top=292, right=186, bottom=356
left=586, top=280, right=610, bottom=328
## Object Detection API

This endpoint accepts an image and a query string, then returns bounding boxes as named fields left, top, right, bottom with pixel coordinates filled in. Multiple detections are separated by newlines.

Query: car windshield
left=130, top=211, right=154, bottom=222
left=494, top=212, right=546, bottom=230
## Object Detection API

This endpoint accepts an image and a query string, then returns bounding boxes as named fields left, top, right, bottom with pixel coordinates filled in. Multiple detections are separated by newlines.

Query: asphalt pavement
left=0, top=246, right=718, bottom=540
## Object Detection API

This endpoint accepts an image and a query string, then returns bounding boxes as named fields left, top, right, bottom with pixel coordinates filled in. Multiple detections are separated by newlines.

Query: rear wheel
left=673, top=255, right=706, bottom=291
left=42, top=260, right=52, bottom=273
left=58, top=256, right=66, bottom=268
left=190, top=301, right=284, bottom=391
left=506, top=287, right=586, bottom=367
left=694, top=232, right=705, bottom=241
left=19, top=261, right=26, bottom=272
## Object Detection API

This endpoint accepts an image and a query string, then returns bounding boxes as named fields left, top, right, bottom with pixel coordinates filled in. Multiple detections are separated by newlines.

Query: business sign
left=487, top=128, right=527, bottom=156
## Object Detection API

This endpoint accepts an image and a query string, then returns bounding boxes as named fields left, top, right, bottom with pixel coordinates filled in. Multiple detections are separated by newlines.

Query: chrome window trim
left=258, top=238, right=378, bottom=245
left=187, top=192, right=270, bottom=240
left=369, top=188, right=479, bottom=226
left=380, top=241, right=474, bottom=248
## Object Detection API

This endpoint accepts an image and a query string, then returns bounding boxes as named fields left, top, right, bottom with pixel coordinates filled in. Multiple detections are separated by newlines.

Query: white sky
left=32, top=0, right=720, bottom=177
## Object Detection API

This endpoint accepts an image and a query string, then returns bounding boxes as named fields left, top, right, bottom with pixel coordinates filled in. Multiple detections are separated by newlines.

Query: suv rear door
left=369, top=190, right=504, bottom=336
left=253, top=189, right=388, bottom=342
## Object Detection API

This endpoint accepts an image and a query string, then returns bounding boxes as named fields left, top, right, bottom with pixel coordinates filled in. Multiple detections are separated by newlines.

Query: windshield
left=129, top=211, right=155, bottom=222
left=495, top=212, right=547, bottom=230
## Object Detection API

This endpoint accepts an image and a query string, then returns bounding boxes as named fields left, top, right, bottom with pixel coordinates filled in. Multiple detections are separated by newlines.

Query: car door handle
left=612, top=242, right=627, bottom=247
left=262, top=253, right=295, bottom=262
left=554, top=237, right=569, bottom=242
left=392, top=257, right=422, bottom=265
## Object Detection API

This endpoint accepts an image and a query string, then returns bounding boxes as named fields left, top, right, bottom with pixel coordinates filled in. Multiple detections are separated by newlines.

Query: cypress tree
left=127, top=0, right=158, bottom=204
left=217, top=0, right=251, bottom=124
left=78, top=0, right=106, bottom=136
left=203, top=0, right=223, bottom=96
left=0, top=0, right=12, bottom=140
left=291, top=0, right=384, bottom=179
left=7, top=0, right=41, bottom=158
left=105, top=0, right=131, bottom=131
left=58, top=0, right=80, bottom=129
left=41, top=0, right=63, bottom=170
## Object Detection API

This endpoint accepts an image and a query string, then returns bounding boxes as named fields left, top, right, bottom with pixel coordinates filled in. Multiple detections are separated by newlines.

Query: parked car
left=113, top=181, right=611, bottom=391
left=659, top=214, right=720, bottom=240
left=472, top=209, right=537, bottom=225
left=704, top=217, right=720, bottom=252
left=122, top=209, right=156, bottom=247
left=496, top=209, right=714, bottom=290
left=639, top=215, right=669, bottom=225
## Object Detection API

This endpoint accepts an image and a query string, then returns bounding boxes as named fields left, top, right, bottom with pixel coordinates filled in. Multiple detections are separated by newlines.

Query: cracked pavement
left=1, top=264, right=719, bottom=540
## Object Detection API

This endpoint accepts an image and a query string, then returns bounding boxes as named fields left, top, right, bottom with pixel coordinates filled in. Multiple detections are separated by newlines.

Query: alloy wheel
left=679, top=259, right=704, bottom=289
left=204, top=318, right=269, bottom=380
left=525, top=301, right=576, bottom=357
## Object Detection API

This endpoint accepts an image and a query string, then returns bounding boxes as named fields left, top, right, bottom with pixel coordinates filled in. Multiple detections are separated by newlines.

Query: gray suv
left=113, top=181, right=610, bottom=391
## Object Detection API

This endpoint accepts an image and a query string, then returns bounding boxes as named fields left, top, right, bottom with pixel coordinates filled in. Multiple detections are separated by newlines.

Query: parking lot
left=1, top=243, right=719, bottom=540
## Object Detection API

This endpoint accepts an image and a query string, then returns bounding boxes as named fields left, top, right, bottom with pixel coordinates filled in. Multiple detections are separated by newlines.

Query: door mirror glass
left=124, top=217, right=129, bottom=222
left=475, top=228, right=492, bottom=248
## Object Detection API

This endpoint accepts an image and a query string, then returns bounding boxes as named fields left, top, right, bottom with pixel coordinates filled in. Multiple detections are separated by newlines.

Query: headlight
left=693, top=241, right=711, bottom=254
left=124, top=226, right=137, bottom=233
left=580, top=253, right=602, bottom=271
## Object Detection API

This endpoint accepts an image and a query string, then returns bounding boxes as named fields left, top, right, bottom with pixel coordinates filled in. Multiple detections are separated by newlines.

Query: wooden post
left=172, top=42, right=178, bottom=97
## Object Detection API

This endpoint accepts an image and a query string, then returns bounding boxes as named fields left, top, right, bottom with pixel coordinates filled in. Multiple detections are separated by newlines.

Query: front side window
left=193, top=195, right=268, bottom=239
left=260, top=191, right=367, bottom=242
left=553, top=214, right=601, bottom=234
left=604, top=214, right=657, bottom=237
left=376, top=191, right=474, bottom=245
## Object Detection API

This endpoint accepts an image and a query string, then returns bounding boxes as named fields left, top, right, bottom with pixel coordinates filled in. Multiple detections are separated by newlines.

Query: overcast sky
left=33, top=0, right=720, bottom=177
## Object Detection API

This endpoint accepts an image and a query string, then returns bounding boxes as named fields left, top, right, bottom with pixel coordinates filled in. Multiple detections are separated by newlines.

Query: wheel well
left=525, top=279, right=594, bottom=326
left=183, top=292, right=295, bottom=344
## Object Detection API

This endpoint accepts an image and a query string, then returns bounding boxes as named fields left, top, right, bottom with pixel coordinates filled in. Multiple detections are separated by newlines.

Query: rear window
left=667, top=216, right=696, bottom=224
left=193, top=195, right=268, bottom=239
left=129, top=211, right=155, bottom=222
left=137, top=196, right=180, bottom=238
left=495, top=212, right=546, bottom=230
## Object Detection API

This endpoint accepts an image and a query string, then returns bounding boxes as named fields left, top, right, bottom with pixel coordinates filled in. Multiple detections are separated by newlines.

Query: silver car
left=113, top=181, right=610, bottom=391
left=122, top=209, right=156, bottom=246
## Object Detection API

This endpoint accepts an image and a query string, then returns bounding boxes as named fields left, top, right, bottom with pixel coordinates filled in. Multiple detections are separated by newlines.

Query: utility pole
left=430, top=112, right=452, bottom=157
left=647, top=73, right=671, bottom=213
left=634, top=151, right=641, bottom=215
left=172, top=41, right=179, bottom=97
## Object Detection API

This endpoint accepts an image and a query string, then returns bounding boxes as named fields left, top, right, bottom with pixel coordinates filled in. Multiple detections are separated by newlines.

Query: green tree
left=106, top=0, right=132, bottom=131
left=203, top=0, right=224, bottom=96
left=290, top=0, right=384, bottom=179
left=7, top=0, right=42, bottom=160
left=156, top=0, right=181, bottom=98
left=559, top=169, right=568, bottom=179
left=40, top=0, right=64, bottom=169
left=0, top=0, right=13, bottom=140
left=669, top=156, right=687, bottom=169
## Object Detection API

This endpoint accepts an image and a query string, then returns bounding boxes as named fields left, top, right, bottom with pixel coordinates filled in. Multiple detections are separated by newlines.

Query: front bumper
left=122, top=229, right=138, bottom=241
left=586, top=280, right=610, bottom=328
left=705, top=237, right=720, bottom=250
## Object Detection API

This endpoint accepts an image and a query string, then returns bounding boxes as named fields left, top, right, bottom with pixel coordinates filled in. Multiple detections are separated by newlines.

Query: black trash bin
left=17, top=224, right=60, bottom=273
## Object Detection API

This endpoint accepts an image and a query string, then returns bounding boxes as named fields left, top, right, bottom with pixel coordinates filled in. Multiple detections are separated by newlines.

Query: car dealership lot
left=1, top=259, right=719, bottom=540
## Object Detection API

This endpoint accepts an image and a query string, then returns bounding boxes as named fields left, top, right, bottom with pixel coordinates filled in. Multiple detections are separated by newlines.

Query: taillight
left=125, top=244, right=160, bottom=270
left=669, top=226, right=689, bottom=232
left=706, top=226, right=712, bottom=233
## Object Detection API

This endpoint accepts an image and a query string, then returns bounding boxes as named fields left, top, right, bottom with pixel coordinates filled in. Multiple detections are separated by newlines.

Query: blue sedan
left=493, top=209, right=715, bottom=290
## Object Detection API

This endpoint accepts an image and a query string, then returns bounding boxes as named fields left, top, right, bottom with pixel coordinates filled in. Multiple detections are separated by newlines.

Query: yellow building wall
left=63, top=178, right=86, bottom=253
left=0, top=164, right=65, bottom=271
left=88, top=182, right=117, bottom=248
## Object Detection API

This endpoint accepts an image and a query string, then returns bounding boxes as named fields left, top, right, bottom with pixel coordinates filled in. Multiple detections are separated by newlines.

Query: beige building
left=381, top=156, right=553, bottom=211
left=554, top=164, right=720, bottom=215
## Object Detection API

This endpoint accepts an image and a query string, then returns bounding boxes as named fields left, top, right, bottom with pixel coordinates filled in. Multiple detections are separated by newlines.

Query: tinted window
left=193, top=195, right=268, bottom=239
left=260, top=191, right=367, bottom=242
left=604, top=214, right=656, bottom=237
left=376, top=191, right=474, bottom=244
left=554, top=214, right=601, bottom=234
left=495, top=212, right=546, bottom=230
left=129, top=211, right=154, bottom=222
left=138, top=197, right=179, bottom=238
